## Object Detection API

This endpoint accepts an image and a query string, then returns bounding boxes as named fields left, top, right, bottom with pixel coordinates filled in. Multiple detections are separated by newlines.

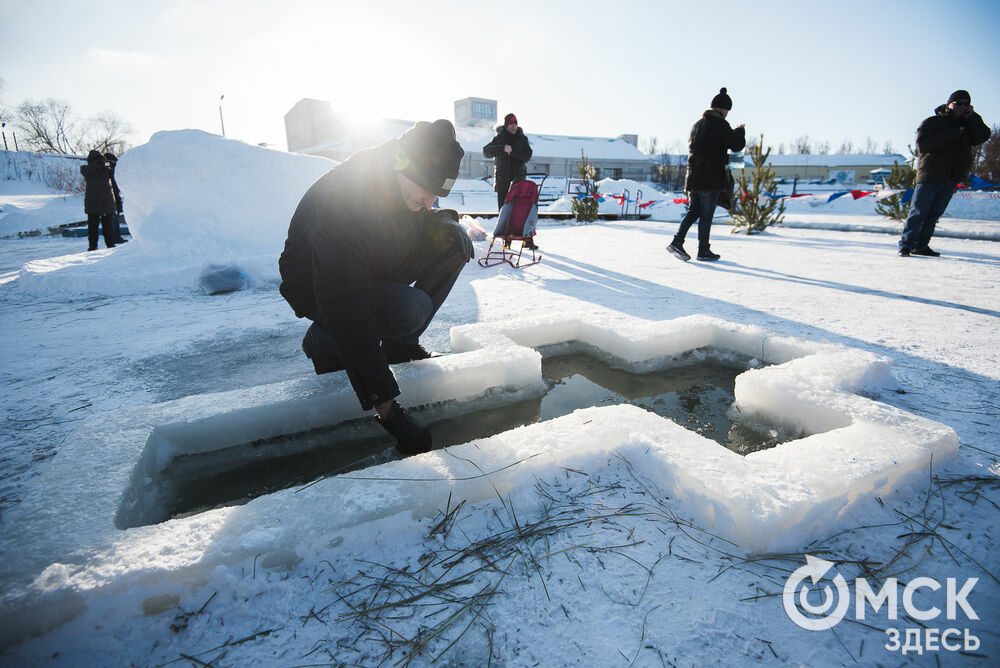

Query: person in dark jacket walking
left=80, top=149, right=117, bottom=251
left=898, top=90, right=991, bottom=257
left=105, top=152, right=128, bottom=245
left=279, top=119, right=472, bottom=456
left=667, top=88, right=745, bottom=262
left=483, top=113, right=533, bottom=211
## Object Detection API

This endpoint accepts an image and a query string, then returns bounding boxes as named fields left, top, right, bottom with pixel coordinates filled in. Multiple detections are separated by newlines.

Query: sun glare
left=331, top=102, right=382, bottom=133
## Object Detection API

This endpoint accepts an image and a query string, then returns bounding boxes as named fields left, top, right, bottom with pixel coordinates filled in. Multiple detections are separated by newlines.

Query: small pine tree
left=973, top=124, right=1000, bottom=183
left=729, top=138, right=784, bottom=234
left=875, top=147, right=917, bottom=223
left=571, top=150, right=599, bottom=222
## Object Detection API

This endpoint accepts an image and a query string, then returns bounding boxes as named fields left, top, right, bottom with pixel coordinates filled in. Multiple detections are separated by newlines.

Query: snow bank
left=1, top=151, right=84, bottom=194
left=772, top=189, right=1000, bottom=221
left=12, top=130, right=334, bottom=297
left=0, top=193, right=84, bottom=238
left=541, top=177, right=681, bottom=220
left=438, top=178, right=497, bottom=213
left=0, top=313, right=957, bottom=645
left=931, top=193, right=1000, bottom=220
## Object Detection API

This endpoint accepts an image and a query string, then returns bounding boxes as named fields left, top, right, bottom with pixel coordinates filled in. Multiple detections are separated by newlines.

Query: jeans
left=899, top=180, right=958, bottom=251
left=675, top=191, right=719, bottom=251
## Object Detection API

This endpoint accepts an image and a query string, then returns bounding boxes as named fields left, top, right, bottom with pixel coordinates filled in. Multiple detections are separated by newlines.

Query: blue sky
left=2, top=0, right=998, bottom=156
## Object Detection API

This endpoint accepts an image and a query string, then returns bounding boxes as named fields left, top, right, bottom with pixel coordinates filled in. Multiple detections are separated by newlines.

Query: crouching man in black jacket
left=279, top=119, right=473, bottom=455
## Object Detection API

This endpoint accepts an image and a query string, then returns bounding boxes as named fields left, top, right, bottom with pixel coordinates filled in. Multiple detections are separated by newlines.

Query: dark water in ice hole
left=168, top=354, right=780, bottom=520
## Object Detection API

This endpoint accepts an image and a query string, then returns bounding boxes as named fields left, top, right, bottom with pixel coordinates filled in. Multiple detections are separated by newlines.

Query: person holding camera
left=898, top=89, right=991, bottom=257
left=80, top=149, right=118, bottom=251
left=279, top=120, right=472, bottom=457
left=483, top=113, right=533, bottom=212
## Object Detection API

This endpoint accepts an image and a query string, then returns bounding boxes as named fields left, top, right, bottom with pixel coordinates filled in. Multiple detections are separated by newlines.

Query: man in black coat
left=483, top=113, right=533, bottom=211
left=279, top=120, right=473, bottom=455
left=80, top=149, right=118, bottom=251
left=898, top=90, right=991, bottom=257
left=667, top=88, right=745, bottom=262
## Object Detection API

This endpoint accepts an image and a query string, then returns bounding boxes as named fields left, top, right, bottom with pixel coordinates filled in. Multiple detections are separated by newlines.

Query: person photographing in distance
left=898, top=89, right=991, bottom=257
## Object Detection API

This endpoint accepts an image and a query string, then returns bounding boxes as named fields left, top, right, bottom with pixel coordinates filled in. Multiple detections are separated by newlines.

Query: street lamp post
left=219, top=95, right=226, bottom=137
left=1, top=122, right=16, bottom=151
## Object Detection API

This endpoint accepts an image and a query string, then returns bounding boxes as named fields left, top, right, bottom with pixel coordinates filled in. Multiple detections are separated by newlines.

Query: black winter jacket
left=482, top=127, right=532, bottom=192
left=684, top=110, right=745, bottom=192
left=108, top=160, right=123, bottom=213
left=80, top=150, right=116, bottom=215
left=914, top=104, right=991, bottom=184
left=279, top=141, right=440, bottom=409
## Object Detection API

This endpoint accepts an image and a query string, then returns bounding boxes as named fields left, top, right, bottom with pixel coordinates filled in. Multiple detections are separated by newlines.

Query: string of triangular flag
left=573, top=178, right=1000, bottom=208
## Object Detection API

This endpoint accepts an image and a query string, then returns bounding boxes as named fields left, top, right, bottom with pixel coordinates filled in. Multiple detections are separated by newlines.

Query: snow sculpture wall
left=14, top=130, right=335, bottom=297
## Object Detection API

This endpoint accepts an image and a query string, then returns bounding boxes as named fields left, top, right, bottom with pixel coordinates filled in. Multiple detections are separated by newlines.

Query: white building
left=755, top=153, right=909, bottom=184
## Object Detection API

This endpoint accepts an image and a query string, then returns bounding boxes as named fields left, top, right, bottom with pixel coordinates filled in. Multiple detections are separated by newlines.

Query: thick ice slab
left=0, top=314, right=957, bottom=646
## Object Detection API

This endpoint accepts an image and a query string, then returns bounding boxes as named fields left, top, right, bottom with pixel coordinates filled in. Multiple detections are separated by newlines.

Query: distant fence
left=1, top=150, right=86, bottom=193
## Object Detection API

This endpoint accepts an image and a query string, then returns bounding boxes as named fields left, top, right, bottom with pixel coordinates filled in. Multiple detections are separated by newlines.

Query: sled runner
left=478, top=175, right=545, bottom=269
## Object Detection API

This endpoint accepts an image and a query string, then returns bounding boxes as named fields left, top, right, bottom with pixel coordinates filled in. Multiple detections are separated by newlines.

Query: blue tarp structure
left=969, top=173, right=999, bottom=190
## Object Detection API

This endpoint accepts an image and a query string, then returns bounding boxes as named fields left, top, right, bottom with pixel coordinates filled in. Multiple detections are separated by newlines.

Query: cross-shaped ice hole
left=137, top=353, right=790, bottom=525
left=108, top=313, right=956, bottom=545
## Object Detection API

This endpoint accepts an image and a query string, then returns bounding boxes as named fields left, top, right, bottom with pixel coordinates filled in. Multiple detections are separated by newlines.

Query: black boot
left=376, top=401, right=432, bottom=455
left=697, top=247, right=721, bottom=261
left=301, top=328, right=344, bottom=374
left=667, top=238, right=690, bottom=261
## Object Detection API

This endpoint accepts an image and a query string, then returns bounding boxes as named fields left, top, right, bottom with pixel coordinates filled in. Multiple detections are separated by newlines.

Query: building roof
left=455, top=125, right=648, bottom=162
left=759, top=153, right=908, bottom=167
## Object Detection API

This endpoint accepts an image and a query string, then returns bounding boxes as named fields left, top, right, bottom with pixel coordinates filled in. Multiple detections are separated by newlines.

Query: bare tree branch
left=84, top=111, right=134, bottom=156
left=643, top=135, right=659, bottom=156
left=14, top=98, right=81, bottom=153
left=13, top=98, right=133, bottom=155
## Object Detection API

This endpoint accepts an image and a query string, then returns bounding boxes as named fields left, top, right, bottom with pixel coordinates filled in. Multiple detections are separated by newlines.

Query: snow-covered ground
left=1, top=133, right=998, bottom=666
